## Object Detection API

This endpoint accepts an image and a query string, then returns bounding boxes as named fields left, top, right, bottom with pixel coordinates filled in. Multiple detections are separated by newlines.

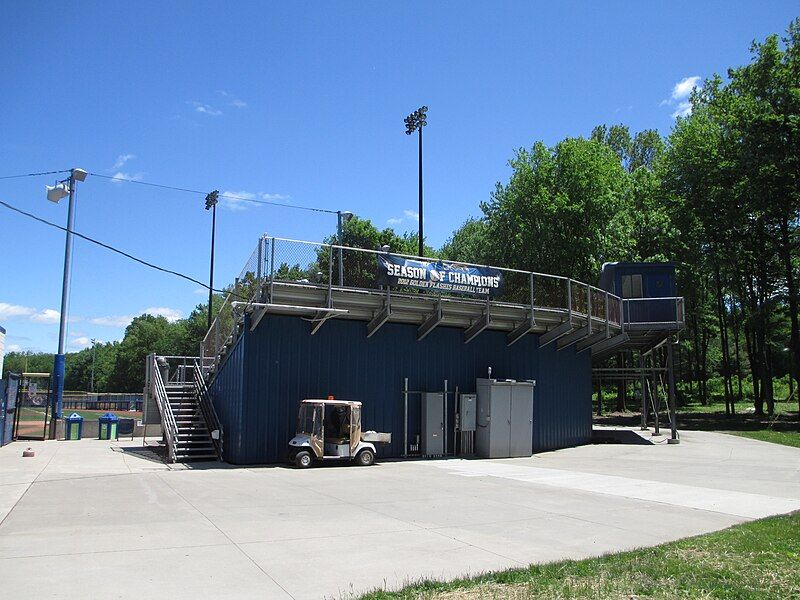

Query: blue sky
left=1, top=1, right=796, bottom=354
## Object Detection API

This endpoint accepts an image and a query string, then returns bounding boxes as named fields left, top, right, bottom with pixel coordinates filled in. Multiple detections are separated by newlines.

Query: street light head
left=340, top=210, right=354, bottom=222
left=46, top=183, right=69, bottom=203
left=72, top=168, right=88, bottom=182
left=380, top=244, right=391, bottom=253
left=205, top=190, right=219, bottom=210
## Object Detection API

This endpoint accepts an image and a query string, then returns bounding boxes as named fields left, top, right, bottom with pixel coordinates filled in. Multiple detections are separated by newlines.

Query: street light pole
left=48, top=168, right=87, bottom=438
left=404, top=106, right=428, bottom=258
left=205, top=191, right=220, bottom=331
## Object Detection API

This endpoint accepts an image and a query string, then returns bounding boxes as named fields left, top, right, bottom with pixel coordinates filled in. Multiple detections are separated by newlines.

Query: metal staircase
left=145, top=355, right=222, bottom=463
left=165, top=382, right=218, bottom=461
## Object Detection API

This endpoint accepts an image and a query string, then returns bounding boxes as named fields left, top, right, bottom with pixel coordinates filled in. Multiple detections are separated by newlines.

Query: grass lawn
left=360, top=512, right=800, bottom=599
left=731, top=430, right=800, bottom=449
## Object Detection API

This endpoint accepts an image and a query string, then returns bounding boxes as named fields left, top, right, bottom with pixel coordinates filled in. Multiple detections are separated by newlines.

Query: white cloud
left=7, top=344, right=21, bottom=352
left=70, top=336, right=92, bottom=349
left=672, top=75, right=701, bottom=100
left=387, top=209, right=420, bottom=227
left=112, top=154, right=136, bottom=170
left=662, top=75, right=701, bottom=119
left=30, top=309, right=61, bottom=324
left=143, top=307, right=182, bottom=322
left=110, top=172, right=143, bottom=183
left=219, top=190, right=290, bottom=211
left=672, top=101, right=693, bottom=119
left=90, top=315, right=133, bottom=327
left=0, top=303, right=36, bottom=320
left=190, top=101, right=222, bottom=116
left=194, top=287, right=207, bottom=295
left=216, top=90, right=247, bottom=109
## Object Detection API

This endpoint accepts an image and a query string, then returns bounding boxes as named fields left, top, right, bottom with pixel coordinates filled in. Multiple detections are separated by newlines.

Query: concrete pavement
left=0, top=430, right=799, bottom=599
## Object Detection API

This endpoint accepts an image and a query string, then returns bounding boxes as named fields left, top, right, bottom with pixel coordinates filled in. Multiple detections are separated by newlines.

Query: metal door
left=422, top=393, right=444, bottom=456
left=509, top=384, right=534, bottom=457
left=489, top=384, right=512, bottom=458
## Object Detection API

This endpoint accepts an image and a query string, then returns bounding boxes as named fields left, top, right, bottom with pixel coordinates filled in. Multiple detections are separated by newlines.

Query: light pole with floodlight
left=404, top=106, right=428, bottom=258
left=46, top=168, right=88, bottom=437
left=205, top=190, right=219, bottom=331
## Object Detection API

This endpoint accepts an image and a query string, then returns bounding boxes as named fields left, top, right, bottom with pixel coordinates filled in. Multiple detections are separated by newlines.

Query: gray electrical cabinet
left=459, top=393, right=476, bottom=432
left=475, top=379, right=535, bottom=458
left=421, top=392, right=444, bottom=456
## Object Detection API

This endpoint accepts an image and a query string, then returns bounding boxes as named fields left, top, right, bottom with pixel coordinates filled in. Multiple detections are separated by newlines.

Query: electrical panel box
left=421, top=392, right=444, bottom=456
left=475, top=379, right=534, bottom=458
left=459, top=393, right=477, bottom=432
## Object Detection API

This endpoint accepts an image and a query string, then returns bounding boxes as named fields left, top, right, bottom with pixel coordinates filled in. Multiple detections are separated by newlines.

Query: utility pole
left=404, top=106, right=428, bottom=258
left=205, top=191, right=219, bottom=331
left=90, top=338, right=97, bottom=393
left=46, top=168, right=87, bottom=439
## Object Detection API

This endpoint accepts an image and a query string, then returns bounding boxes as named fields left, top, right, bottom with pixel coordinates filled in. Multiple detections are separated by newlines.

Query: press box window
left=621, top=274, right=643, bottom=298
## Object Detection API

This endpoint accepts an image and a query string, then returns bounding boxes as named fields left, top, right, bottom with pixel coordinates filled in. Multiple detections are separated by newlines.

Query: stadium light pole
left=46, top=167, right=88, bottom=438
left=337, top=210, right=354, bottom=286
left=404, top=106, right=428, bottom=258
left=205, top=190, right=220, bottom=331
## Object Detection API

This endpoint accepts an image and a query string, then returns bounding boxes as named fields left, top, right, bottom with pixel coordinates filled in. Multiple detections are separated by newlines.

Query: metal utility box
left=459, top=393, right=477, bottom=432
left=421, top=392, right=444, bottom=456
left=475, top=379, right=534, bottom=458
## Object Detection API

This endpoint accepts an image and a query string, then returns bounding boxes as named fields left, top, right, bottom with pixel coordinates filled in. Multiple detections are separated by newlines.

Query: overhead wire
left=88, top=172, right=339, bottom=214
left=0, top=198, right=243, bottom=298
left=0, top=169, right=71, bottom=180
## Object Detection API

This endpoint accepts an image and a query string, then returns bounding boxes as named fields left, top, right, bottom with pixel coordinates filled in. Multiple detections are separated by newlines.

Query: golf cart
left=288, top=398, right=391, bottom=468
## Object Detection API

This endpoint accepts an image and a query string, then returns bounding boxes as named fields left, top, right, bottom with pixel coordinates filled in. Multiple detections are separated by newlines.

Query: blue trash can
left=65, top=412, right=84, bottom=440
left=98, top=412, right=119, bottom=440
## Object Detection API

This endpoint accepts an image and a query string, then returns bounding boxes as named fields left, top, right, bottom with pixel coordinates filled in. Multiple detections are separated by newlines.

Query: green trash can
left=98, top=412, right=119, bottom=440
left=65, top=412, right=84, bottom=440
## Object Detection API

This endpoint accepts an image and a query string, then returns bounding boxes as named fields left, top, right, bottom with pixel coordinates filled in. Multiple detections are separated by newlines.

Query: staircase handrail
left=193, top=361, right=223, bottom=460
left=150, top=356, right=179, bottom=463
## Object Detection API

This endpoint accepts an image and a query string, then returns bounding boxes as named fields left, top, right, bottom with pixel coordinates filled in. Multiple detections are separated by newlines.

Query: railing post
left=567, top=279, right=573, bottom=324
left=586, top=286, right=592, bottom=333
left=327, top=245, right=334, bottom=305
left=604, top=291, right=609, bottom=335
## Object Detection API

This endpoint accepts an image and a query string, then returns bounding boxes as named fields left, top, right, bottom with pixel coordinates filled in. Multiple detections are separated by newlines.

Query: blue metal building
left=211, top=314, right=592, bottom=464
left=144, top=237, right=684, bottom=465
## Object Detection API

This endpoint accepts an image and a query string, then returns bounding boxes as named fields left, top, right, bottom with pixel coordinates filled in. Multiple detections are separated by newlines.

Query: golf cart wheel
left=356, top=448, right=375, bottom=466
left=294, top=450, right=313, bottom=469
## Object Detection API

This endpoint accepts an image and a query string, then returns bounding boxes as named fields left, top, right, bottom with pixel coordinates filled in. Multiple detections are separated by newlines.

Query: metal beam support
left=666, top=336, right=680, bottom=444
left=589, top=332, right=630, bottom=356
left=539, top=321, right=573, bottom=347
left=507, top=313, right=535, bottom=346
left=367, top=287, right=392, bottom=338
left=557, top=325, right=591, bottom=350
left=464, top=310, right=490, bottom=344
left=417, top=299, right=443, bottom=341
left=577, top=330, right=608, bottom=352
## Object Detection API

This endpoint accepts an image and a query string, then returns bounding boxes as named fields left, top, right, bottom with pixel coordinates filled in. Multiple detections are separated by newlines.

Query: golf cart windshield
left=298, top=404, right=315, bottom=435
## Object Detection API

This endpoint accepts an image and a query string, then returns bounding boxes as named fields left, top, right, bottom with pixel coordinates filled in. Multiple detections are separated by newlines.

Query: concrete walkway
left=1, top=431, right=799, bottom=599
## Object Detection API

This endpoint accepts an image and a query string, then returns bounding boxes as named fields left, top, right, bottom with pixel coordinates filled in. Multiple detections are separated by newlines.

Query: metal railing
left=622, top=297, right=685, bottom=326
left=201, top=236, right=627, bottom=365
left=193, top=361, right=223, bottom=460
left=148, top=355, right=179, bottom=463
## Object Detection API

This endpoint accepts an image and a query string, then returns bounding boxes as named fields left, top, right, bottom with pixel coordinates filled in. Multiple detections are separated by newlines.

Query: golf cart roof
left=301, top=398, right=362, bottom=407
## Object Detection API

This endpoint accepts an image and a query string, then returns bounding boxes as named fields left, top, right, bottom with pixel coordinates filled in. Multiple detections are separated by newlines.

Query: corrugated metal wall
left=211, top=314, right=593, bottom=464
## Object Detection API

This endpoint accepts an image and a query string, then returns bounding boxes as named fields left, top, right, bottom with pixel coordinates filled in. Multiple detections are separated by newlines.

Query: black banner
left=377, top=255, right=502, bottom=296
